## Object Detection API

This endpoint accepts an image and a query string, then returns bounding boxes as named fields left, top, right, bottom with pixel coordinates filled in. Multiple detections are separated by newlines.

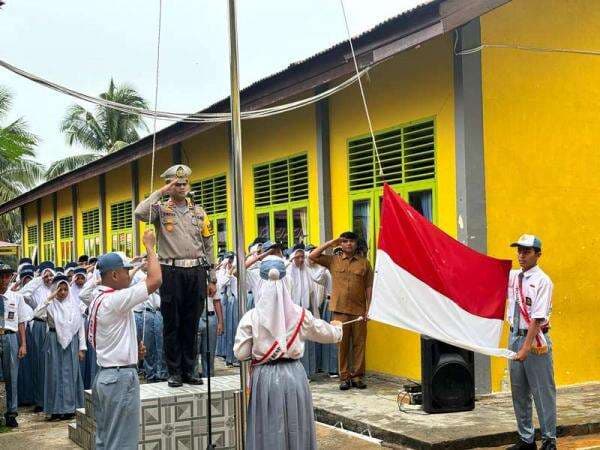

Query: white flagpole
left=227, top=1, right=248, bottom=447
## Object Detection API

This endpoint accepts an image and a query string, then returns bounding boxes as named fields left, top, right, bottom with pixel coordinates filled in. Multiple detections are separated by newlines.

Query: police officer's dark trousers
left=159, top=265, right=206, bottom=376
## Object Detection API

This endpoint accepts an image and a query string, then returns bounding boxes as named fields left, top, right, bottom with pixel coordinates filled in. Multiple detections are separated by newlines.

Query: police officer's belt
left=0, top=329, right=15, bottom=335
left=160, top=257, right=203, bottom=268
left=510, top=326, right=549, bottom=336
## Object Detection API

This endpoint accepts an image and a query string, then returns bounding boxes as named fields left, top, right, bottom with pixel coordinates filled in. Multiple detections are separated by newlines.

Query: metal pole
left=227, top=1, right=248, bottom=448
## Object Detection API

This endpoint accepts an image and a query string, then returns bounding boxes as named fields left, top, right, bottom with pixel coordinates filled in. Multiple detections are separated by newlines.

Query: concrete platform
left=310, top=373, right=600, bottom=449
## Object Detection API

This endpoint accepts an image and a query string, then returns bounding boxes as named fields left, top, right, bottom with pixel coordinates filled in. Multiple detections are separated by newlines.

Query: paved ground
left=1, top=362, right=598, bottom=449
left=311, top=373, right=600, bottom=449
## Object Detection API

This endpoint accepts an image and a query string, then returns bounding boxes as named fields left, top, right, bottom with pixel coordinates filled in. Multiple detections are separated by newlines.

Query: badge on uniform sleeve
left=525, top=297, right=532, bottom=306
left=202, top=218, right=214, bottom=237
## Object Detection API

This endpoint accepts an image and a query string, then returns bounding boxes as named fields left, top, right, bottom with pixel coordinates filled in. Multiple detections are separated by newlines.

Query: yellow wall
left=137, top=147, right=172, bottom=251
left=39, top=195, right=54, bottom=261
left=76, top=177, right=100, bottom=255
left=328, top=34, right=456, bottom=381
left=242, top=104, right=319, bottom=248
left=22, top=203, right=38, bottom=257
left=56, top=188, right=72, bottom=264
left=105, top=164, right=133, bottom=252
left=481, top=0, right=600, bottom=389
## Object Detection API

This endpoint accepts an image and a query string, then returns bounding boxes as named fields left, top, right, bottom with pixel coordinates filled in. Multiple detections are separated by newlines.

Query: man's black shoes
left=4, top=415, right=18, bottom=428
left=507, top=440, right=537, bottom=450
left=351, top=379, right=367, bottom=389
left=540, top=440, right=556, bottom=450
left=339, top=380, right=352, bottom=390
left=168, top=374, right=183, bottom=387
left=182, top=374, right=204, bottom=385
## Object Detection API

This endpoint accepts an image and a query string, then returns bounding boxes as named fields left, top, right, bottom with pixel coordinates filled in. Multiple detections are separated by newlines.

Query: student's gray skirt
left=44, top=330, right=84, bottom=414
left=247, top=359, right=317, bottom=450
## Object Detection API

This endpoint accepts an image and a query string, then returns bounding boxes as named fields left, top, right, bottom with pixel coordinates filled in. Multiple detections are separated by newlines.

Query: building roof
left=0, top=0, right=509, bottom=216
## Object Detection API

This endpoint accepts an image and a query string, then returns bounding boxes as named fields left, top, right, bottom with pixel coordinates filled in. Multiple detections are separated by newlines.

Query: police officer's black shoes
left=4, top=415, right=18, bottom=428
left=540, top=440, right=556, bottom=450
left=182, top=373, right=204, bottom=385
left=168, top=374, right=183, bottom=387
left=507, top=440, right=537, bottom=450
left=339, top=380, right=352, bottom=390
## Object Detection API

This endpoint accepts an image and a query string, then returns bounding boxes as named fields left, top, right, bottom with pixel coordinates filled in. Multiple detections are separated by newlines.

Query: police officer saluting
left=135, top=164, right=218, bottom=387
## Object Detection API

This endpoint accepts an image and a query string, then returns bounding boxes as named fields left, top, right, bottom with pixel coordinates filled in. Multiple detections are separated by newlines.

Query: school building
left=1, top=0, right=598, bottom=393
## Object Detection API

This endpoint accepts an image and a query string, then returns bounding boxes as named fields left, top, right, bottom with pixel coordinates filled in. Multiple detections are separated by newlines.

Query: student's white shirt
left=20, top=276, right=51, bottom=310
left=507, top=265, right=553, bottom=329
left=1, top=290, right=31, bottom=332
left=234, top=308, right=341, bottom=362
left=90, top=282, right=149, bottom=367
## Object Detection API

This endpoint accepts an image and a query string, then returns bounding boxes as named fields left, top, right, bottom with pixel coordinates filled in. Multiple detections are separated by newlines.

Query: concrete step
left=68, top=422, right=83, bottom=448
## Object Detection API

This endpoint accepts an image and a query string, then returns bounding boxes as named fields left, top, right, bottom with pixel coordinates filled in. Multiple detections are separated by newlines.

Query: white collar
left=522, top=265, right=540, bottom=278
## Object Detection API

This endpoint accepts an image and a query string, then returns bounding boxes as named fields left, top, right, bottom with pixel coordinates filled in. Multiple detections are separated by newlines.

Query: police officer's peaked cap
left=161, top=164, right=192, bottom=181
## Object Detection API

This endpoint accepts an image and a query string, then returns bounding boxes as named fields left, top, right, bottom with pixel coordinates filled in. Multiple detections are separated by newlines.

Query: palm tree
left=0, top=86, right=44, bottom=242
left=45, top=79, right=149, bottom=179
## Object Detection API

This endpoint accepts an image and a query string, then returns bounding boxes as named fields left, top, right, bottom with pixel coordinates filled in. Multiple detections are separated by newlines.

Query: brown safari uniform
left=312, top=253, right=373, bottom=382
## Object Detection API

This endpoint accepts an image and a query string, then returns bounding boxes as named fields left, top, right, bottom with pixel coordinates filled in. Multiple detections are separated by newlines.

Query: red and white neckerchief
left=514, top=273, right=548, bottom=354
left=87, top=288, right=115, bottom=349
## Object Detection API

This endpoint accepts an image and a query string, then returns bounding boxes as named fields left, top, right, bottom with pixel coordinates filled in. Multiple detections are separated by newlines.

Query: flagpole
left=227, top=0, right=248, bottom=448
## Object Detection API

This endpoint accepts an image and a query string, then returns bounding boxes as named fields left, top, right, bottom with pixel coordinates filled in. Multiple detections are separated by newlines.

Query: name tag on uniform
left=7, top=311, right=14, bottom=320
left=525, top=297, right=532, bottom=306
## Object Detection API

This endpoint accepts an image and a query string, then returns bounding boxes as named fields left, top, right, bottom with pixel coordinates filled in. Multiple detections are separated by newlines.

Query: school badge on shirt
left=525, top=297, right=532, bottom=306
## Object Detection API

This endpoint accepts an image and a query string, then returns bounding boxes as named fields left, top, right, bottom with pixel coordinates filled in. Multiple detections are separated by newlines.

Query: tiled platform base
left=70, top=375, right=242, bottom=449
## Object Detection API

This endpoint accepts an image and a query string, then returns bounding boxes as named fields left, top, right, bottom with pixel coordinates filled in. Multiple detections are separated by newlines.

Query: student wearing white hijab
left=234, top=256, right=343, bottom=450
left=286, top=247, right=322, bottom=379
left=33, top=273, right=86, bottom=420
left=20, top=260, right=56, bottom=412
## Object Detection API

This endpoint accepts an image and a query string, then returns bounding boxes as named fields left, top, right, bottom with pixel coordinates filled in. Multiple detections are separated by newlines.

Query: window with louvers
left=27, top=225, right=38, bottom=244
left=190, top=175, right=227, bottom=215
left=43, top=221, right=54, bottom=242
left=59, top=216, right=73, bottom=240
left=253, top=154, right=308, bottom=207
left=82, top=209, right=100, bottom=236
left=110, top=201, right=133, bottom=231
left=349, top=120, right=435, bottom=191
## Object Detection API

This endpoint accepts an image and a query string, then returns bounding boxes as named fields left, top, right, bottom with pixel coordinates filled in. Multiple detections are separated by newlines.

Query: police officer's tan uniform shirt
left=312, top=253, right=373, bottom=316
left=134, top=191, right=216, bottom=280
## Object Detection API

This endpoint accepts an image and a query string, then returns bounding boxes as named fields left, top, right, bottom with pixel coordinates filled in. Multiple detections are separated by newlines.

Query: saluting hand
left=159, top=178, right=179, bottom=196
left=328, top=238, right=341, bottom=248
left=142, top=229, right=157, bottom=249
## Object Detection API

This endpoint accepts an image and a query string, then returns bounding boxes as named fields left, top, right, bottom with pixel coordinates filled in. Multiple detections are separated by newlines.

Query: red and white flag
left=369, top=184, right=515, bottom=359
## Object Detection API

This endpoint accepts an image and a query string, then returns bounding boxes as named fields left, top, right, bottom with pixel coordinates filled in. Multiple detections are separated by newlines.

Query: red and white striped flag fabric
left=369, top=184, right=515, bottom=359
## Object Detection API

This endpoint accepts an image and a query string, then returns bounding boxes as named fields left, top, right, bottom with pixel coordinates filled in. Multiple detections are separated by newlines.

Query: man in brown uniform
left=310, top=231, right=373, bottom=390
left=135, top=164, right=217, bottom=387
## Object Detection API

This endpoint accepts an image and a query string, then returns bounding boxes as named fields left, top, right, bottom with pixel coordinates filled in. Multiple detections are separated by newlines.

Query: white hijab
left=286, top=249, right=312, bottom=310
left=252, top=256, right=304, bottom=364
left=48, top=279, right=83, bottom=349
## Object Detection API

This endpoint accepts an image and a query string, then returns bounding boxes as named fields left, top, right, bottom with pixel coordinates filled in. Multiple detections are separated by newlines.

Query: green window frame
left=190, top=174, right=229, bottom=259
left=253, top=154, right=310, bottom=248
left=42, top=220, right=56, bottom=263
left=82, top=208, right=101, bottom=257
left=348, top=118, right=437, bottom=261
left=110, top=200, right=133, bottom=257
left=26, top=225, right=38, bottom=258
left=59, top=216, right=74, bottom=266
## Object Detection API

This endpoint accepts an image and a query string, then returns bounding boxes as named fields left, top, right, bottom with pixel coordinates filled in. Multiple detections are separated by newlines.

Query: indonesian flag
left=369, top=184, right=515, bottom=359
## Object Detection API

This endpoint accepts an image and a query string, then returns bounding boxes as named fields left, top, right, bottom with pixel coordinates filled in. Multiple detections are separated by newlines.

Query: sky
left=0, top=0, right=425, bottom=166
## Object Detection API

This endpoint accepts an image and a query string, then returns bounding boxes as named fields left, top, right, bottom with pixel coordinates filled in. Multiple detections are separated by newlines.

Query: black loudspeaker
left=421, top=335, right=475, bottom=413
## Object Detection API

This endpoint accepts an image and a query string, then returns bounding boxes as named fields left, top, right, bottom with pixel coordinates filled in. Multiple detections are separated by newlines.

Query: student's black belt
left=0, top=329, right=15, bottom=335
left=48, top=328, right=56, bottom=332
left=510, top=326, right=549, bottom=336
left=206, top=311, right=215, bottom=316
left=99, top=364, right=137, bottom=371
left=33, top=317, right=45, bottom=322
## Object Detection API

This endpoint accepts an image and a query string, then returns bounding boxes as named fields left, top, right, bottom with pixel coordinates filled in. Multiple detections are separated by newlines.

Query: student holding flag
left=506, top=234, right=556, bottom=450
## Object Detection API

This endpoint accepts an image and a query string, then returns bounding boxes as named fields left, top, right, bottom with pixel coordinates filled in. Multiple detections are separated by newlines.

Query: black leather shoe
left=351, top=379, right=367, bottom=389
left=540, top=440, right=556, bottom=450
left=5, top=415, right=18, bottom=428
left=507, top=440, right=537, bottom=450
left=339, top=380, right=352, bottom=391
left=33, top=405, right=43, bottom=413
left=167, top=374, right=183, bottom=387
left=182, top=374, right=204, bottom=385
